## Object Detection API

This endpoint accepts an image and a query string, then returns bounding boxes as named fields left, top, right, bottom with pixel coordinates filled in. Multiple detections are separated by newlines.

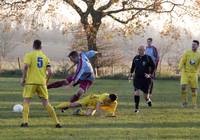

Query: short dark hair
left=109, top=94, right=117, bottom=102
left=68, top=51, right=79, bottom=58
left=33, top=40, right=42, bottom=50
left=193, top=40, right=199, bottom=46
left=147, top=38, right=153, bottom=42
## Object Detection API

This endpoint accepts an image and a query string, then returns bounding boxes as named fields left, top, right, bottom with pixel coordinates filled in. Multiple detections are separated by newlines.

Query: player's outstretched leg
left=70, top=88, right=85, bottom=102
left=55, top=101, right=71, bottom=112
left=47, top=80, right=67, bottom=89
left=55, top=102, right=81, bottom=111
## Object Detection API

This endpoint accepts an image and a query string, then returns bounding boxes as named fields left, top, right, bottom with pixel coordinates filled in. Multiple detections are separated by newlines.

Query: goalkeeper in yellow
left=55, top=93, right=118, bottom=116
left=179, top=40, right=200, bottom=108
left=20, top=40, right=61, bottom=128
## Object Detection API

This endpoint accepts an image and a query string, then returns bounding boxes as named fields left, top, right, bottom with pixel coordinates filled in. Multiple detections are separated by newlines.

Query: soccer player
left=178, top=40, right=200, bottom=108
left=47, top=50, right=98, bottom=103
left=145, top=38, right=159, bottom=98
left=55, top=93, right=118, bottom=116
left=129, top=45, right=155, bottom=113
left=20, top=40, right=61, bottom=128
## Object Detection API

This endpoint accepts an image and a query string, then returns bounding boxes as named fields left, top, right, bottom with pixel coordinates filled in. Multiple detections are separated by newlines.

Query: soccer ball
left=13, top=104, right=23, bottom=113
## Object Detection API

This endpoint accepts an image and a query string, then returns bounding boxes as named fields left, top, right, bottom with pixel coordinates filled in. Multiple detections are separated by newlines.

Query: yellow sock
left=45, top=104, right=60, bottom=124
left=192, top=91, right=197, bottom=106
left=55, top=102, right=70, bottom=109
left=181, top=90, right=188, bottom=103
left=22, top=102, right=29, bottom=123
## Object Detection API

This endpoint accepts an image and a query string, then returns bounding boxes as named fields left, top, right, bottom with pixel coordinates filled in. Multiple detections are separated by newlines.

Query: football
left=13, top=104, right=23, bottom=113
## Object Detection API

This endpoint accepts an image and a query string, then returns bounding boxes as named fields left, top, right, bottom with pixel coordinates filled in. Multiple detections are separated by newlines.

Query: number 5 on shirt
left=37, top=57, right=43, bottom=68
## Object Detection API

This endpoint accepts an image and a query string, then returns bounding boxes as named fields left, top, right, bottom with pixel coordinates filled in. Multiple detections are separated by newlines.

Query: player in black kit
left=128, top=45, right=155, bottom=113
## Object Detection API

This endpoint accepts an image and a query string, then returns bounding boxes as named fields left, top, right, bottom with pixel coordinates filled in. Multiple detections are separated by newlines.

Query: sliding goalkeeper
left=55, top=93, right=118, bottom=116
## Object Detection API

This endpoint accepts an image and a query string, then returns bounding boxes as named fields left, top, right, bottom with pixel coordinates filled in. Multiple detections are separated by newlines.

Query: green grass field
left=1, top=77, right=200, bottom=140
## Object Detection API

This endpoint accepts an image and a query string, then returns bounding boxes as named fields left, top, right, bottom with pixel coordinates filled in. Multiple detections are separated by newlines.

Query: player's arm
left=69, top=68, right=84, bottom=87
left=94, top=102, right=102, bottom=116
left=21, top=54, right=31, bottom=86
left=145, top=56, right=155, bottom=79
left=69, top=62, right=84, bottom=87
left=20, top=64, right=29, bottom=86
left=101, top=101, right=118, bottom=117
left=128, top=57, right=135, bottom=79
left=85, top=108, right=96, bottom=116
left=110, top=101, right=118, bottom=117
left=178, top=53, right=187, bottom=71
left=84, top=50, right=99, bottom=58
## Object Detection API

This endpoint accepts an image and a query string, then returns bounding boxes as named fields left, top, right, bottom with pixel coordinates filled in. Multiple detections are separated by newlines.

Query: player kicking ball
left=47, top=50, right=99, bottom=103
left=54, top=93, right=118, bottom=117
left=128, top=45, right=155, bottom=113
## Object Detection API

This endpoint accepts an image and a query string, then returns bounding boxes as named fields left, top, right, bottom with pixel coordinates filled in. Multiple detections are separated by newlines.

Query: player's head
left=109, top=94, right=117, bottom=102
left=192, top=40, right=199, bottom=52
left=68, top=51, right=79, bottom=63
left=33, top=40, right=42, bottom=50
left=138, top=45, right=145, bottom=56
left=147, top=38, right=153, bottom=46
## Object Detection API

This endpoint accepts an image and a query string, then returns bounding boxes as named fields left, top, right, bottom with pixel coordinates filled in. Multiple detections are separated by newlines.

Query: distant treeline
left=0, top=69, right=180, bottom=80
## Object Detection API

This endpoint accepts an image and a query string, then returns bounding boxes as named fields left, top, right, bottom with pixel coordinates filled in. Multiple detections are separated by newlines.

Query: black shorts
left=133, top=78, right=151, bottom=94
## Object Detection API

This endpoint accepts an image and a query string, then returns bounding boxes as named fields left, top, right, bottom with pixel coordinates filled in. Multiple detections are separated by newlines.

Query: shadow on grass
left=1, top=121, right=200, bottom=129
left=64, top=121, right=200, bottom=129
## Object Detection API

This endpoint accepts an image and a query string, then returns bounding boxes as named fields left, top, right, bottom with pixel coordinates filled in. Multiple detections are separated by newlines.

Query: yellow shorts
left=77, top=95, right=98, bottom=109
left=181, top=72, right=198, bottom=88
left=23, top=84, right=48, bottom=99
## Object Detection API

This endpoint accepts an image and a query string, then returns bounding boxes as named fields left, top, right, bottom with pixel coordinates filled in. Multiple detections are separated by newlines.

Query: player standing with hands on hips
left=128, top=45, right=155, bottom=113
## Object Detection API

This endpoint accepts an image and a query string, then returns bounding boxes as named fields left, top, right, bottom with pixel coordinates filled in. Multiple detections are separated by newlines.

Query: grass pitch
left=0, top=77, right=200, bottom=140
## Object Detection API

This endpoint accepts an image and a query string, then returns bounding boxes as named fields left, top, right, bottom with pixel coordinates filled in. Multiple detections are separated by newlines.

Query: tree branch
left=63, top=0, right=84, bottom=16
left=106, top=0, right=185, bottom=15
left=1, top=0, right=32, bottom=6
left=107, top=9, right=142, bottom=24
left=105, top=0, right=186, bottom=24
left=97, top=0, right=113, bottom=11
left=105, top=4, right=154, bottom=15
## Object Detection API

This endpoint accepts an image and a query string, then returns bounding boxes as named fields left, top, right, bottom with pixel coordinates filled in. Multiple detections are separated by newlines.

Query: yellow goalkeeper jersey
left=98, top=93, right=118, bottom=114
left=179, top=50, right=200, bottom=73
left=23, top=50, right=50, bottom=85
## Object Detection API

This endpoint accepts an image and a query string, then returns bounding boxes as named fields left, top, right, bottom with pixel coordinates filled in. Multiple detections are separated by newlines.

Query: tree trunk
left=84, top=25, right=99, bottom=76
left=81, top=11, right=102, bottom=77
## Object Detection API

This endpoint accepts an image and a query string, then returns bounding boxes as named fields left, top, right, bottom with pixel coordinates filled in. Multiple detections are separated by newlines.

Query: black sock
left=134, top=95, right=140, bottom=110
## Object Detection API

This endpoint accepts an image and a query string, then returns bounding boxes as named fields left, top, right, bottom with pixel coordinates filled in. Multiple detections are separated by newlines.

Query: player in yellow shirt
left=55, top=93, right=118, bottom=116
left=178, top=40, right=200, bottom=108
left=20, top=40, right=61, bottom=128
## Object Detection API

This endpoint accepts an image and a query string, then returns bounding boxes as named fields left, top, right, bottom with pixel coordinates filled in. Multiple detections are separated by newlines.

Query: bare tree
left=0, top=23, right=20, bottom=70
left=1, top=0, right=199, bottom=71
left=69, top=23, right=124, bottom=76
